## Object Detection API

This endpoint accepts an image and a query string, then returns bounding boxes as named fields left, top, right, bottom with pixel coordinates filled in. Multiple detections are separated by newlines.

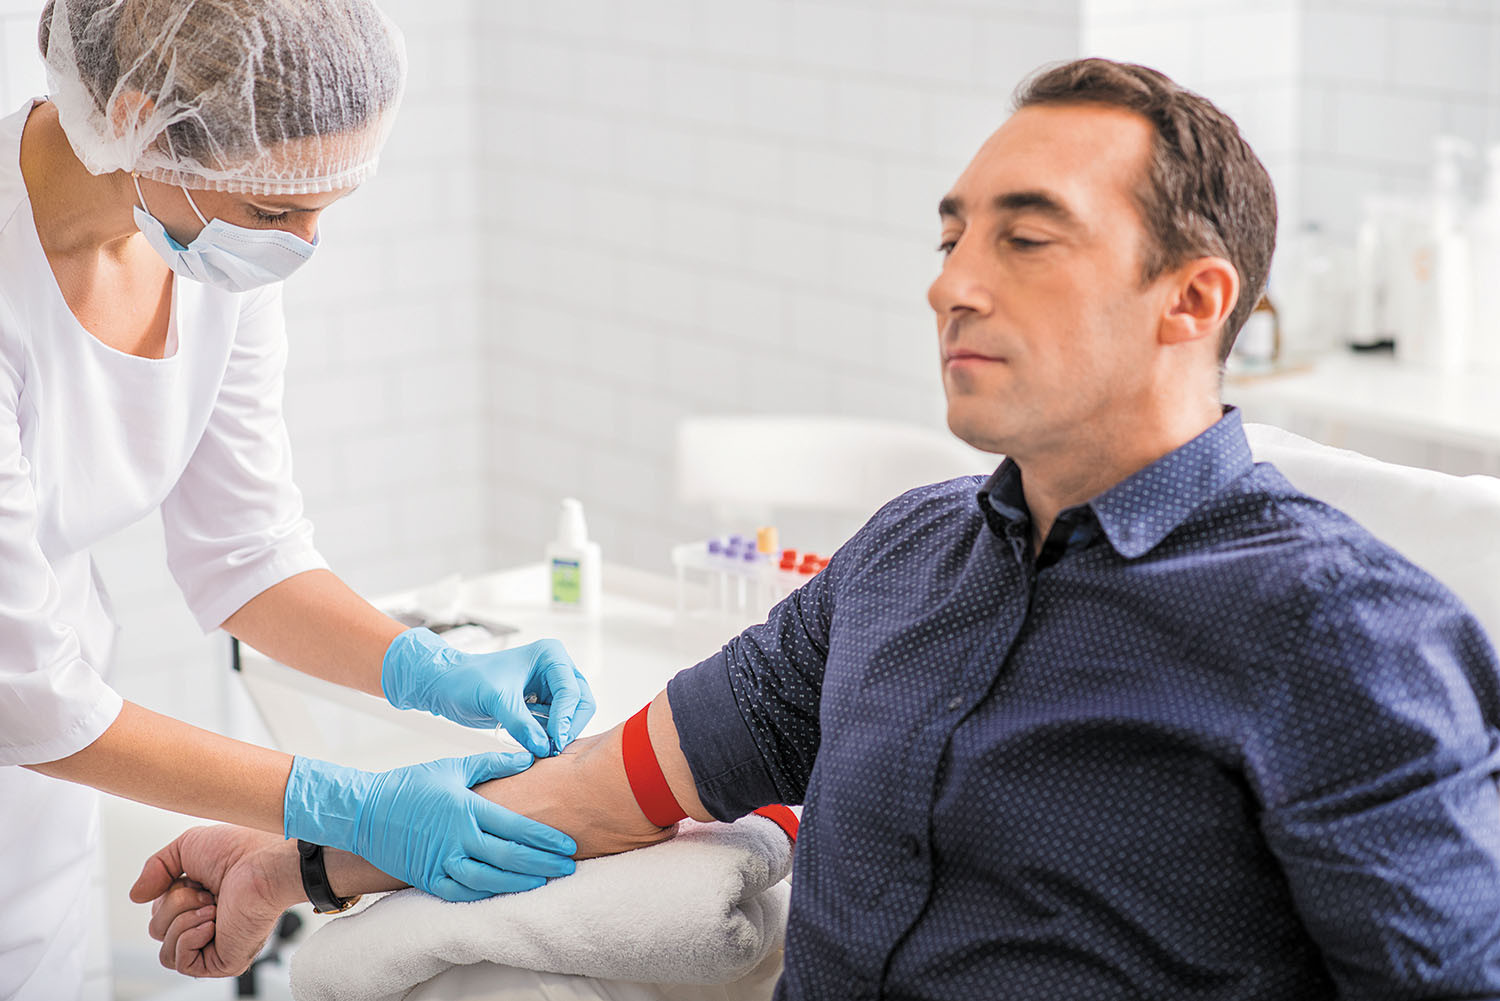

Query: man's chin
left=944, top=406, right=1009, bottom=456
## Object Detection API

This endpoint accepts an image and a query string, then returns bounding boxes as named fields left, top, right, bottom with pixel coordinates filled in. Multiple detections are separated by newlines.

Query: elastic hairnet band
left=622, top=703, right=798, bottom=843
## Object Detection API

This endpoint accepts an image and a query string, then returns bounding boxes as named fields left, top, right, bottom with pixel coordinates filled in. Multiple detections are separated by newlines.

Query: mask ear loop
left=131, top=173, right=150, bottom=213
left=178, top=186, right=211, bottom=227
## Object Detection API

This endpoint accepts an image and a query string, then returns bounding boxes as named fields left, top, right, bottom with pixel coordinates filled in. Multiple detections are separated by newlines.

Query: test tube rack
left=671, top=533, right=829, bottom=618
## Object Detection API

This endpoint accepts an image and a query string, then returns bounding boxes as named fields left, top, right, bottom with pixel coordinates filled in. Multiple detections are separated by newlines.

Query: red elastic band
left=622, top=703, right=688, bottom=827
left=752, top=804, right=799, bottom=843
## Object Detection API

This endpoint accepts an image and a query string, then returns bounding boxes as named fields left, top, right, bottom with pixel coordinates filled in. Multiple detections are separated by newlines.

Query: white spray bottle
left=546, top=498, right=602, bottom=617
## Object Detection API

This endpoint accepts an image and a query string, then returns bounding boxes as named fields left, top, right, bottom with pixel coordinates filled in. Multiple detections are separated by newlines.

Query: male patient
left=138, top=59, right=1500, bottom=998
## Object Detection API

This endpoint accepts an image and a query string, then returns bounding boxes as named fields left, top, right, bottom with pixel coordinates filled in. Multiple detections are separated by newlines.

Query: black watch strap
left=297, top=839, right=360, bottom=914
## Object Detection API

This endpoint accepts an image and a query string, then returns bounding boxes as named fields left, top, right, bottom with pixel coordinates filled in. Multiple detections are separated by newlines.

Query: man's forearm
left=259, top=691, right=713, bottom=907
left=222, top=568, right=405, bottom=697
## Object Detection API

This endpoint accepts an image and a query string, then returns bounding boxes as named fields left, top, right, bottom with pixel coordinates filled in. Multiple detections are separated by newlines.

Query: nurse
left=1, top=1, right=594, bottom=997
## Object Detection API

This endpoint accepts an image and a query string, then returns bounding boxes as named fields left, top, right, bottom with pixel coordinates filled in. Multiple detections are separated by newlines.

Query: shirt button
left=947, top=696, right=962, bottom=711
left=901, top=835, right=921, bottom=859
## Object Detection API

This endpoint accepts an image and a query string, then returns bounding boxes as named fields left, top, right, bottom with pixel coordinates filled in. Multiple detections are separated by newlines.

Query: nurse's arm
left=27, top=700, right=294, bottom=832
left=135, top=690, right=711, bottom=976
left=220, top=568, right=404, bottom=696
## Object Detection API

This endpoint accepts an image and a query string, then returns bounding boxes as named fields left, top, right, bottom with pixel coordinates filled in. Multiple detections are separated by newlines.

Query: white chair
left=1246, top=422, right=1500, bottom=642
left=674, top=415, right=996, bottom=547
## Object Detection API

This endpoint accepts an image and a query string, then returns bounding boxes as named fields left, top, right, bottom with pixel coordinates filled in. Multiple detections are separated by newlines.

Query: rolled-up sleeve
left=0, top=324, right=121, bottom=766
left=160, top=284, right=327, bottom=632
left=1251, top=566, right=1500, bottom=996
left=669, top=551, right=842, bottom=821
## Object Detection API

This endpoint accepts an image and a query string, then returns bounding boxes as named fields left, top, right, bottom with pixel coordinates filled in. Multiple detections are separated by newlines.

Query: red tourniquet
left=622, top=704, right=689, bottom=827
left=622, top=704, right=800, bottom=844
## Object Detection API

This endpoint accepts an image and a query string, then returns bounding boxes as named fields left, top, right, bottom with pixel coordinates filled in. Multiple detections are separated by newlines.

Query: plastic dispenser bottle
left=1401, top=137, right=1474, bottom=373
left=1470, top=144, right=1500, bottom=373
left=546, top=498, right=601, bottom=617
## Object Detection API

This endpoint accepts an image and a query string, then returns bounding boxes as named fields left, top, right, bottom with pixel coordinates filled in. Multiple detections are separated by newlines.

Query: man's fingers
left=148, top=882, right=213, bottom=941
left=131, top=838, right=188, bottom=904
left=157, top=905, right=214, bottom=971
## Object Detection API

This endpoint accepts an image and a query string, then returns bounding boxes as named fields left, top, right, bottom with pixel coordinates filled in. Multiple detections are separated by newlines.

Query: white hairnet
left=39, top=0, right=406, bottom=194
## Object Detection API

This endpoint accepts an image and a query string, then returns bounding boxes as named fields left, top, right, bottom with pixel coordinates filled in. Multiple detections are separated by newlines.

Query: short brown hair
left=1014, top=58, right=1276, bottom=362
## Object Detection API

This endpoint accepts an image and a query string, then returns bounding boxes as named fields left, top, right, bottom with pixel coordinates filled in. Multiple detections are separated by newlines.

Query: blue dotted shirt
left=668, top=408, right=1500, bottom=1000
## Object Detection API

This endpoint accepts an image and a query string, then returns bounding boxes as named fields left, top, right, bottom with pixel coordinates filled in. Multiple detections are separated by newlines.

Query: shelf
left=1225, top=353, right=1500, bottom=455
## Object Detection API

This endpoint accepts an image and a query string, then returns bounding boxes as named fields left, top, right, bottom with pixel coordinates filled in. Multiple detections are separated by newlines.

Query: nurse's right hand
left=282, top=751, right=577, bottom=901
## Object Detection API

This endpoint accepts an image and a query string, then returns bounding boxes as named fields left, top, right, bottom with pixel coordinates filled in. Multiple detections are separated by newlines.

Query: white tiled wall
left=1298, top=0, right=1500, bottom=240
left=478, top=0, right=1082, bottom=572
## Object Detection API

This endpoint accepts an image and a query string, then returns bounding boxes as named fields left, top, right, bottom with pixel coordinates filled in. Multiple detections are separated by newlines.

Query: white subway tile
left=787, top=291, right=885, bottom=367
left=927, top=91, right=1008, bottom=166
left=879, top=9, right=981, bottom=86
left=618, top=256, right=690, bottom=328
left=832, top=78, right=927, bottom=154
left=530, top=0, right=614, bottom=38
left=616, top=121, right=699, bottom=189
left=881, top=161, right=960, bottom=233
left=1329, top=87, right=1446, bottom=166
left=1390, top=10, right=1490, bottom=96
left=499, top=38, right=578, bottom=101
left=1081, top=16, right=1205, bottom=92
left=699, top=1, right=787, bottom=62
left=616, top=0, right=701, bottom=50
left=660, top=330, right=750, bottom=407
left=658, top=197, right=743, bottom=268
left=744, top=70, right=833, bottom=140
left=1300, top=7, right=1390, bottom=86
left=579, top=181, right=661, bottom=249
left=696, top=273, right=787, bottom=345
left=531, top=108, right=617, bottom=177
left=788, top=3, right=880, bottom=73
left=698, top=134, right=789, bottom=204
left=789, top=148, right=881, bottom=221
left=745, top=213, right=835, bottom=284
left=581, top=320, right=665, bottom=389
left=652, top=58, right=742, bottom=127
left=831, top=228, right=935, bottom=305
left=975, top=16, right=1080, bottom=92
left=3, top=15, right=44, bottom=107
left=1200, top=8, right=1299, bottom=86
left=621, top=389, right=684, bottom=456
left=392, top=357, right=484, bottom=424
left=578, top=49, right=654, bottom=114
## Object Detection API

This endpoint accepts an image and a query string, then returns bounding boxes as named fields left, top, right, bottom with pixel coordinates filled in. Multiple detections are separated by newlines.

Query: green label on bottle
left=551, top=558, right=582, bottom=604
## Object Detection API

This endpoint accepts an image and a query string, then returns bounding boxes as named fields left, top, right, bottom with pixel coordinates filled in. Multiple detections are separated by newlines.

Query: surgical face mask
left=131, top=176, right=318, bottom=293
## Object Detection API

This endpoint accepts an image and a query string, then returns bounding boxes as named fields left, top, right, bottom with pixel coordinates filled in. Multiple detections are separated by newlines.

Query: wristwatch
left=296, top=839, right=362, bottom=914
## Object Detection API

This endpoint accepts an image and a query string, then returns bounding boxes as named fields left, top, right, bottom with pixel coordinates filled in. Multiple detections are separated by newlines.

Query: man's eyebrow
left=938, top=189, right=1081, bottom=228
left=993, top=189, right=1080, bottom=227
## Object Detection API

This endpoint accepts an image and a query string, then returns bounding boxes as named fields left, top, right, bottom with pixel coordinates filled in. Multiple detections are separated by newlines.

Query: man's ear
left=109, top=90, right=155, bottom=139
left=1160, top=256, right=1239, bottom=347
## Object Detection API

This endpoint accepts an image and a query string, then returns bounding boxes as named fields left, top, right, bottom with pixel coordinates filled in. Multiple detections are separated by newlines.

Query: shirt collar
left=976, top=407, right=1254, bottom=561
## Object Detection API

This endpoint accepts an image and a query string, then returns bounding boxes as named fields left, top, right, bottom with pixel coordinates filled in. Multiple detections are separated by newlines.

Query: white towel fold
left=289, top=814, right=794, bottom=1001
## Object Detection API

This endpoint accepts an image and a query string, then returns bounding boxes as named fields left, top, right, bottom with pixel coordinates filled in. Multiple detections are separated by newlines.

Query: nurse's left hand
left=381, top=627, right=597, bottom=757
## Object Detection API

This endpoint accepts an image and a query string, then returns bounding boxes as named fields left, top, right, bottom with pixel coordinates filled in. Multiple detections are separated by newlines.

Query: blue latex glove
left=381, top=627, right=597, bottom=757
left=283, top=751, right=577, bottom=902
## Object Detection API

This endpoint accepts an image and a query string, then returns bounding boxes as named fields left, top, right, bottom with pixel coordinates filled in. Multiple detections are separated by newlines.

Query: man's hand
left=129, top=825, right=292, bottom=976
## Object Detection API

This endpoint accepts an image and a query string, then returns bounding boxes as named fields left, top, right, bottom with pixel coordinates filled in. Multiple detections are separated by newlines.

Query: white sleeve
left=161, top=283, right=328, bottom=633
left=0, top=322, right=122, bottom=766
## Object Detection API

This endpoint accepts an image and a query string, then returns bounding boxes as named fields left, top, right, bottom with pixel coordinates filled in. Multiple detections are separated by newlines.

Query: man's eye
left=936, top=239, right=958, bottom=257
left=1009, top=237, right=1047, bottom=250
left=252, top=209, right=290, bottom=223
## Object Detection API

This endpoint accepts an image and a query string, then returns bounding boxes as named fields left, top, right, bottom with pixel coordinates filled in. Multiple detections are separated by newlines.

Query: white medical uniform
left=0, top=99, right=327, bottom=1000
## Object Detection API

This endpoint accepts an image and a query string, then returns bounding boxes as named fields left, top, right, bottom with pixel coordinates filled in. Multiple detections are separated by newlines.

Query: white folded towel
left=289, top=813, right=795, bottom=1001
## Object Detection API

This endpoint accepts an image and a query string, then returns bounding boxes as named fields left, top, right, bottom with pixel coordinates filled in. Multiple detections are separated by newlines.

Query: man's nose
left=927, top=243, right=992, bottom=319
